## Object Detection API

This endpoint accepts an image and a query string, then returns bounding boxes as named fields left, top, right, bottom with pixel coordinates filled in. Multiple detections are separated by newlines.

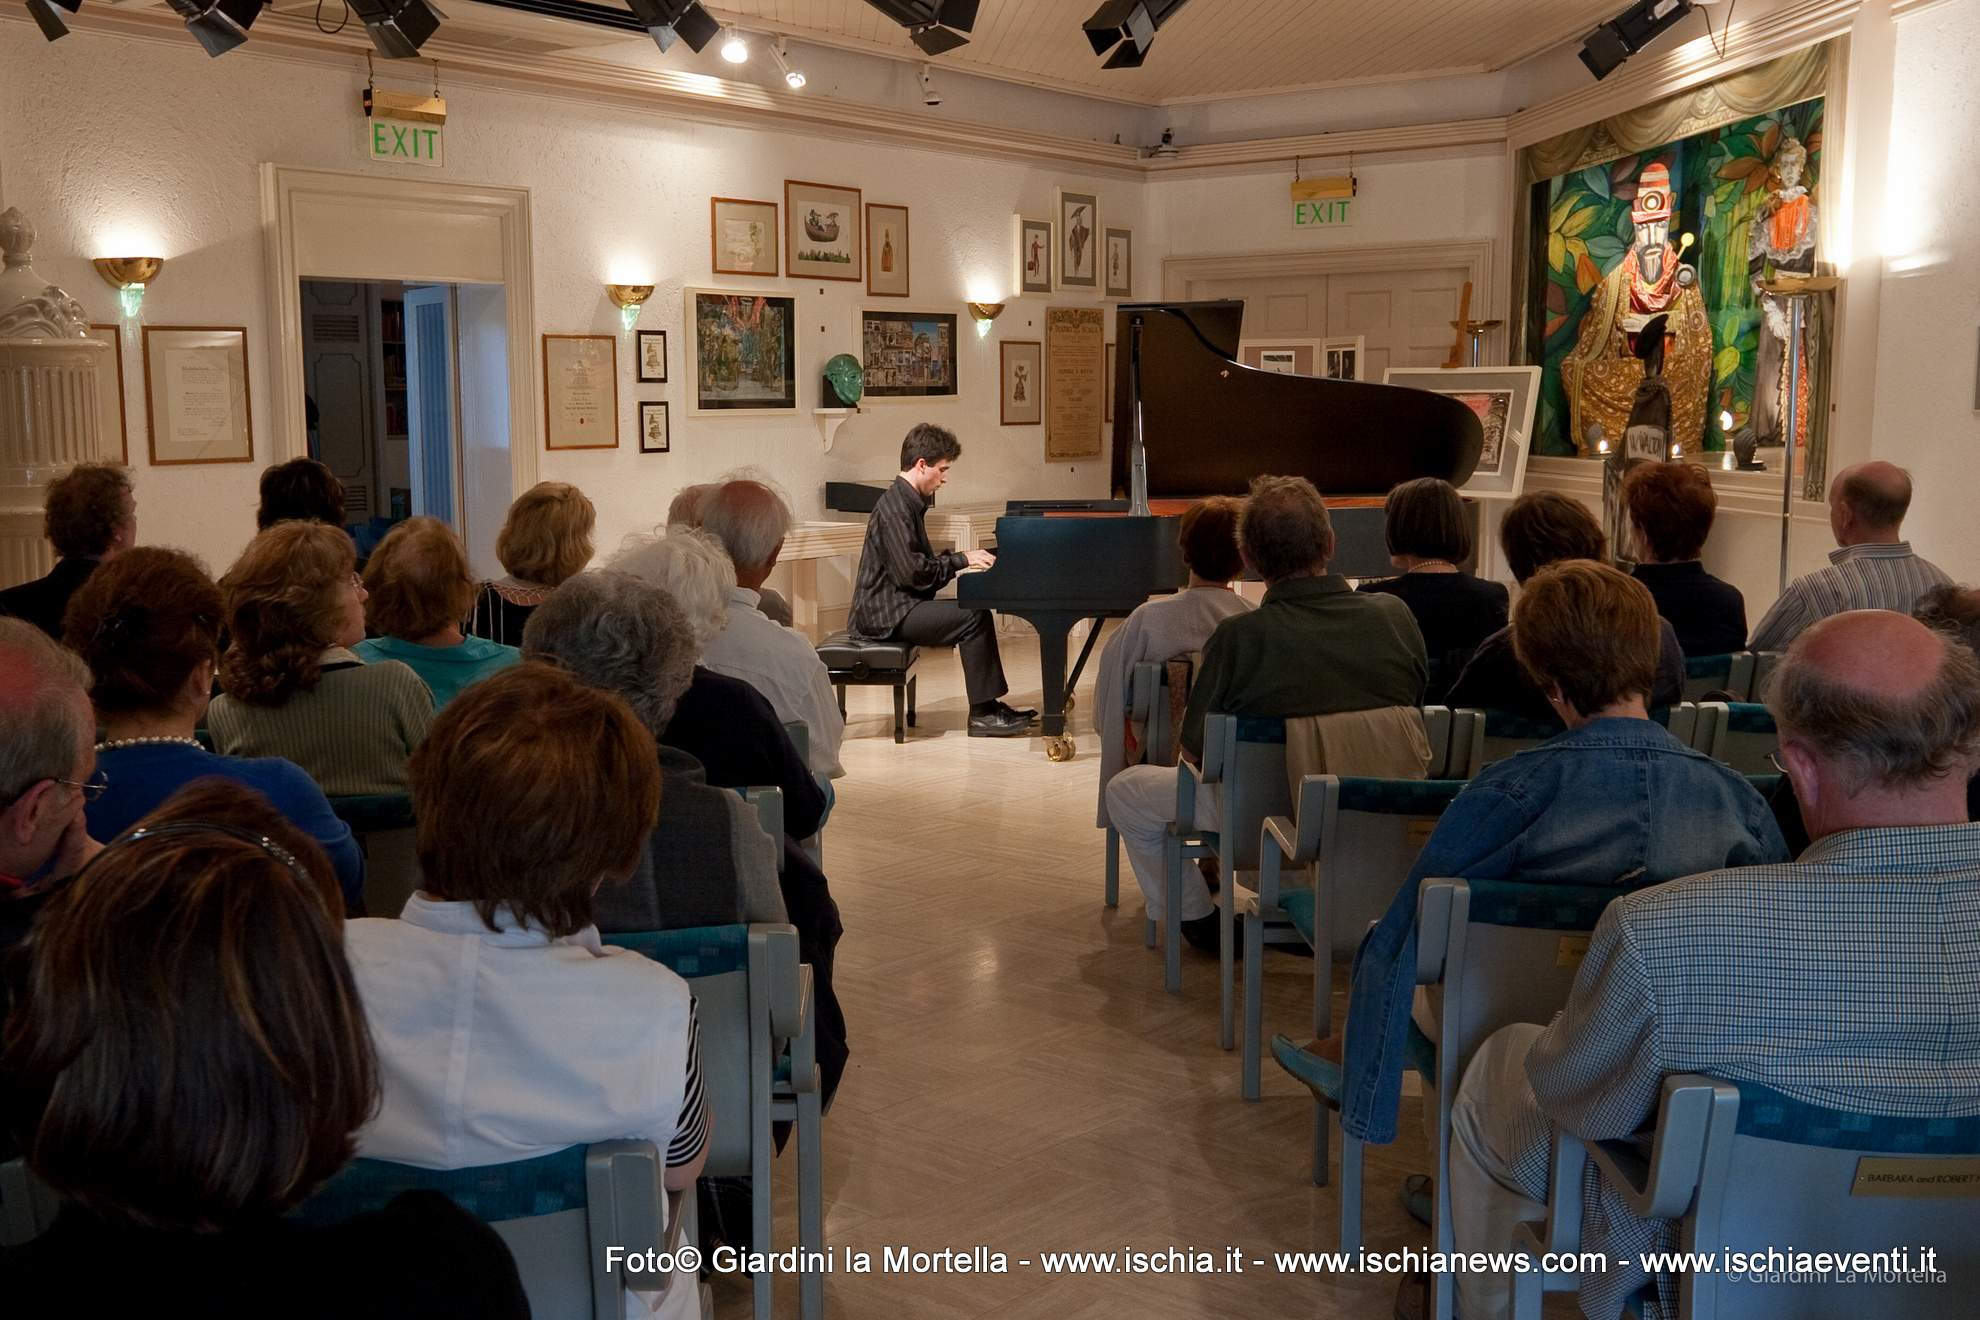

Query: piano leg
left=1030, top=611, right=1078, bottom=744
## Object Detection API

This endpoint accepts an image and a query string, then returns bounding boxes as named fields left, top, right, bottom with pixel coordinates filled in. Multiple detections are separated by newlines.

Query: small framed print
left=1238, top=338, right=1324, bottom=376
left=638, top=400, right=670, bottom=454
left=1104, top=342, right=1115, bottom=423
left=1014, top=215, right=1052, bottom=295
left=141, top=325, right=253, bottom=465
left=866, top=203, right=910, bottom=297
left=1056, top=188, right=1098, bottom=291
left=785, top=179, right=862, bottom=281
left=636, top=330, right=668, bottom=383
left=710, top=197, right=778, bottom=277
left=687, top=288, right=799, bottom=415
left=542, top=334, right=618, bottom=450
left=85, top=323, right=128, bottom=461
left=1322, top=335, right=1365, bottom=381
left=1383, top=365, right=1541, bottom=500
left=1000, top=339, right=1042, bottom=426
left=1103, top=226, right=1133, bottom=298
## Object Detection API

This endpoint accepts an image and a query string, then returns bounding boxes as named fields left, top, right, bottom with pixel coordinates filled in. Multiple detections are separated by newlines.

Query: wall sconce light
left=607, top=283, right=655, bottom=332
left=967, top=301, right=1004, bottom=338
left=93, top=257, right=164, bottom=319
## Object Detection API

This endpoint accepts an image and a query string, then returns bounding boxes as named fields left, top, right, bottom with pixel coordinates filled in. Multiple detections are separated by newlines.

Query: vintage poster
left=1045, top=306, right=1104, bottom=460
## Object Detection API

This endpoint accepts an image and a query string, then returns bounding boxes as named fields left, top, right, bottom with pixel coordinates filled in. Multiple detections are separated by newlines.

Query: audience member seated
left=613, top=531, right=827, bottom=839
left=345, top=664, right=707, bottom=1318
left=1356, top=477, right=1509, bottom=701
left=1446, top=491, right=1684, bottom=718
left=256, top=456, right=348, bottom=531
left=1308, top=563, right=1786, bottom=1171
left=468, top=480, right=595, bottom=647
left=522, top=572, right=785, bottom=928
left=0, top=782, right=528, bottom=1318
left=355, top=517, right=520, bottom=708
left=208, top=521, right=433, bottom=796
left=1449, top=609, right=1980, bottom=1320
left=1916, top=584, right=1980, bottom=822
left=1094, top=496, right=1251, bottom=830
left=1749, top=459, right=1949, bottom=650
left=669, top=477, right=795, bottom=626
left=64, top=547, right=365, bottom=907
left=1623, top=460, right=1747, bottom=655
left=1105, top=475, right=1428, bottom=952
left=696, top=481, right=847, bottom=777
left=0, top=463, right=135, bottom=639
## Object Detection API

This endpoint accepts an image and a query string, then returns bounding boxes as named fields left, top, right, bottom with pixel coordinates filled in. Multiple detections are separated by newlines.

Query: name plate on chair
left=1851, top=1157, right=1980, bottom=1197
left=1555, top=934, right=1591, bottom=969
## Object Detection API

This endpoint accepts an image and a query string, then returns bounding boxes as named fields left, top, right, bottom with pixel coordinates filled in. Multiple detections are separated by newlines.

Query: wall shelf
left=814, top=407, right=855, bottom=453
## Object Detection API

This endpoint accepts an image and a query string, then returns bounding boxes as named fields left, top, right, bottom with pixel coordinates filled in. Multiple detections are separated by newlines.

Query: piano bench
left=817, top=632, right=920, bottom=744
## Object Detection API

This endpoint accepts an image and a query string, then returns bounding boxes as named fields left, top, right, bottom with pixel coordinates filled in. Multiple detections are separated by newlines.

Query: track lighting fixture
left=1578, top=0, right=1695, bottom=80
left=719, top=25, right=749, bottom=63
left=771, top=38, right=807, bottom=90
left=1082, top=0, right=1191, bottom=69
left=860, top=0, right=979, bottom=57
left=624, top=0, right=719, bottom=54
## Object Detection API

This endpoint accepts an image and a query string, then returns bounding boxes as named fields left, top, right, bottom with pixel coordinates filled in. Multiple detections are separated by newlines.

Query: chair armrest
left=1525, top=1128, right=1590, bottom=1256
left=1258, top=814, right=1296, bottom=909
left=587, top=1140, right=666, bottom=1296
left=785, top=965, right=818, bottom=1094
left=740, top=786, right=785, bottom=845
left=759, top=923, right=804, bottom=1041
left=1583, top=1074, right=1732, bottom=1221
left=1174, top=759, right=1203, bottom=829
left=1449, top=708, right=1487, bottom=779
left=1197, top=712, right=1230, bottom=783
left=1414, top=878, right=1460, bottom=984
left=1128, top=661, right=1158, bottom=724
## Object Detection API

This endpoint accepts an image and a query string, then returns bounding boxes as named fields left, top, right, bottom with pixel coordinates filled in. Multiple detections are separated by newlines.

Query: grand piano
left=956, top=299, right=1484, bottom=756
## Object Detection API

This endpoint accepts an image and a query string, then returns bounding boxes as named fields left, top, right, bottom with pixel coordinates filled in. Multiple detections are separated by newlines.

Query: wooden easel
left=1444, top=281, right=1503, bottom=367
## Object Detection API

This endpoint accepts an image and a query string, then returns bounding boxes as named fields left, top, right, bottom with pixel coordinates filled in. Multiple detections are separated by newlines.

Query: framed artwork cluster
left=1013, top=195, right=1132, bottom=299
left=706, top=185, right=913, bottom=299
left=635, top=328, right=670, bottom=454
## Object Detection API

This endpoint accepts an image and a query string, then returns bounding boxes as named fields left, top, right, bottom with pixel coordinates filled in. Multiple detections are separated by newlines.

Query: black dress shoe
left=967, top=709, right=1030, bottom=737
left=1179, top=912, right=1241, bottom=956
left=995, top=701, right=1039, bottom=723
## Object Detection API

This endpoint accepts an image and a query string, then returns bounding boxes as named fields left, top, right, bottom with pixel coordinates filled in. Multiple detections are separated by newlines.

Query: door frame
left=1161, top=239, right=1501, bottom=365
left=260, top=165, right=538, bottom=500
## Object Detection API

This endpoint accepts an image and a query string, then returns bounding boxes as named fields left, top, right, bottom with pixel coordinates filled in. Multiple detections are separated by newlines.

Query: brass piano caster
left=1046, top=737, right=1076, bottom=762
left=1062, top=693, right=1075, bottom=716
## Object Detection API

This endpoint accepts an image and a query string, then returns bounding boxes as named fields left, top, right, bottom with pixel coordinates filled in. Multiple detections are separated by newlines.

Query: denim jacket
left=1338, top=717, right=1790, bottom=1144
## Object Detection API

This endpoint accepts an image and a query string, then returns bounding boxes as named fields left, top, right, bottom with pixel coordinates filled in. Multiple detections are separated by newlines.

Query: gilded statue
left=1748, top=135, right=1818, bottom=451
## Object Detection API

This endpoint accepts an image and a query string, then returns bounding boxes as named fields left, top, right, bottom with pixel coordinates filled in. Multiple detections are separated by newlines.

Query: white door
left=403, top=284, right=460, bottom=528
left=1326, top=267, right=1471, bottom=379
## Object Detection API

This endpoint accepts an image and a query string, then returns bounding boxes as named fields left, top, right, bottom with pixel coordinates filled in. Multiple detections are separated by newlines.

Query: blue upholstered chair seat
left=1733, top=1081, right=1980, bottom=1152
left=295, top=1145, right=589, bottom=1224
left=1280, top=886, right=1314, bottom=943
left=602, top=925, right=750, bottom=977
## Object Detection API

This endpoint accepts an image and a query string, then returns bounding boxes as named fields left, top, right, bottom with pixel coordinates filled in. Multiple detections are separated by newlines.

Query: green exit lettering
left=368, top=121, right=444, bottom=167
left=1293, top=199, right=1353, bottom=228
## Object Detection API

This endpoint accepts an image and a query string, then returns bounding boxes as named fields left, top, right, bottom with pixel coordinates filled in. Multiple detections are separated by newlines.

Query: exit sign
left=366, top=120, right=444, bottom=167
left=1293, top=197, right=1354, bottom=228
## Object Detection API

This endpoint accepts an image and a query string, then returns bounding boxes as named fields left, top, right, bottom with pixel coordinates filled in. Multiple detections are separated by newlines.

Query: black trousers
left=888, top=599, right=1007, bottom=706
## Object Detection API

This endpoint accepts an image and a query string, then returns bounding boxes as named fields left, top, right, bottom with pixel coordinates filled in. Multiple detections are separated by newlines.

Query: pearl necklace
left=95, top=735, right=205, bottom=752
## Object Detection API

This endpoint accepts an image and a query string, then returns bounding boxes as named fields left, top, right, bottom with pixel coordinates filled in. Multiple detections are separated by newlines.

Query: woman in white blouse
left=344, top=663, right=708, bottom=1319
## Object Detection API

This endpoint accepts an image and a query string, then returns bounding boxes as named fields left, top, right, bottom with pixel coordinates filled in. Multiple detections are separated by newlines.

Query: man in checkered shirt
left=1446, top=609, right=1980, bottom=1320
left=1747, top=461, right=1950, bottom=651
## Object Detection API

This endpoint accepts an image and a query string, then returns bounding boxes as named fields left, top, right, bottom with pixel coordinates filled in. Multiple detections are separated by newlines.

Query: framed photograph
left=1000, top=340, right=1042, bottom=426
left=1322, top=335, right=1365, bottom=382
left=638, top=400, right=670, bottom=454
left=85, top=323, right=127, bottom=461
left=141, top=325, right=253, bottom=466
left=1104, top=342, right=1115, bottom=422
left=1238, top=338, right=1324, bottom=376
left=1383, top=365, right=1542, bottom=500
left=1102, top=226, right=1133, bottom=298
left=709, top=197, right=778, bottom=277
left=866, top=203, right=910, bottom=298
left=785, top=179, right=861, bottom=281
left=859, top=309, right=958, bottom=399
left=1013, top=215, right=1052, bottom=296
left=1055, top=188, right=1098, bottom=291
left=542, top=334, right=618, bottom=450
left=687, top=288, right=799, bottom=415
left=636, top=330, right=668, bottom=383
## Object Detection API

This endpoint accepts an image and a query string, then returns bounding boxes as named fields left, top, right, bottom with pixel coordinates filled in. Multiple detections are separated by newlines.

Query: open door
left=403, top=284, right=460, bottom=526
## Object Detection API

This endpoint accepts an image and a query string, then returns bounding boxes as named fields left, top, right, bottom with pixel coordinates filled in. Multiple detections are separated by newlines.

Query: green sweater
left=1181, top=575, right=1427, bottom=756
left=209, top=648, right=435, bottom=797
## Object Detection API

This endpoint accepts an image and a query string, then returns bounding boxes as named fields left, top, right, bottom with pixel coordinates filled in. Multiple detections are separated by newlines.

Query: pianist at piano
left=846, top=424, right=1036, bottom=738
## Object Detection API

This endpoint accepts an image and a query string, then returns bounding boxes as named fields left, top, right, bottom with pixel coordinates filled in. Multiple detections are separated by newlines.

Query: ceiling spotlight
left=1083, top=0, right=1190, bottom=69
left=771, top=38, right=806, bottom=89
left=1578, top=0, right=1694, bottom=80
left=25, top=0, right=81, bottom=42
left=919, top=64, right=942, bottom=107
left=720, top=26, right=749, bottom=63
left=165, top=0, right=264, bottom=57
left=861, top=0, right=979, bottom=57
left=346, top=0, right=443, bottom=58
left=625, top=0, right=719, bottom=53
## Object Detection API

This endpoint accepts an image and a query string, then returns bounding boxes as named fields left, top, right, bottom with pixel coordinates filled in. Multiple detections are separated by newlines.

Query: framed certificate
left=141, top=325, right=253, bottom=465
left=542, top=334, right=618, bottom=450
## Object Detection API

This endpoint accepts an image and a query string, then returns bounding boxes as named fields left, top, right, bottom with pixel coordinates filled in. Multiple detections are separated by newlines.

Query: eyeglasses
left=1766, top=750, right=1788, bottom=775
left=57, top=769, right=110, bottom=801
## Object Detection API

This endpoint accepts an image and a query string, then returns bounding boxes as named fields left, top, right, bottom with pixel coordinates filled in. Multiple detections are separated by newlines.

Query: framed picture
left=687, top=288, right=799, bottom=415
left=542, top=334, right=618, bottom=450
left=859, top=309, right=958, bottom=399
left=1103, top=226, right=1133, bottom=298
left=141, top=325, right=253, bottom=465
left=638, top=400, right=670, bottom=454
left=85, top=323, right=127, bottom=461
left=1104, top=342, right=1115, bottom=422
left=709, top=197, right=778, bottom=277
left=1055, top=188, right=1098, bottom=291
left=1238, top=338, right=1324, bottom=376
left=1383, top=365, right=1542, bottom=499
left=866, top=203, right=910, bottom=298
left=636, top=330, right=668, bottom=383
left=785, top=179, right=861, bottom=281
left=1322, top=335, right=1365, bottom=382
left=1000, top=340, right=1042, bottom=426
left=1013, top=215, right=1052, bottom=296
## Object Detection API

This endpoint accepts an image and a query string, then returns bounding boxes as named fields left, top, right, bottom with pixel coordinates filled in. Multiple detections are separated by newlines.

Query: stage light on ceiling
left=347, top=0, right=444, bottom=58
left=860, top=0, right=980, bottom=57
left=165, top=0, right=264, bottom=57
left=1082, top=0, right=1191, bottom=69
left=720, top=26, right=749, bottom=63
left=1578, top=0, right=1694, bottom=80
left=25, top=0, right=81, bottom=43
left=625, top=0, right=719, bottom=54
left=771, top=38, right=806, bottom=89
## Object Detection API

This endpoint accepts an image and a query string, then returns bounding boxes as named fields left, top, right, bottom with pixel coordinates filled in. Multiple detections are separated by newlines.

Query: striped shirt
left=848, top=476, right=964, bottom=639
left=1747, top=541, right=1950, bottom=651
left=208, top=648, right=434, bottom=797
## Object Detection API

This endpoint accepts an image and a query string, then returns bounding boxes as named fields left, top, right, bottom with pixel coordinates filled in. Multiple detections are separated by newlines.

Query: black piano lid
left=1109, top=300, right=1484, bottom=500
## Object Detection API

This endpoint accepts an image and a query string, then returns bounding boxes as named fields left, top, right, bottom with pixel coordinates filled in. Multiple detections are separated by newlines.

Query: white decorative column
left=0, top=207, right=108, bottom=588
